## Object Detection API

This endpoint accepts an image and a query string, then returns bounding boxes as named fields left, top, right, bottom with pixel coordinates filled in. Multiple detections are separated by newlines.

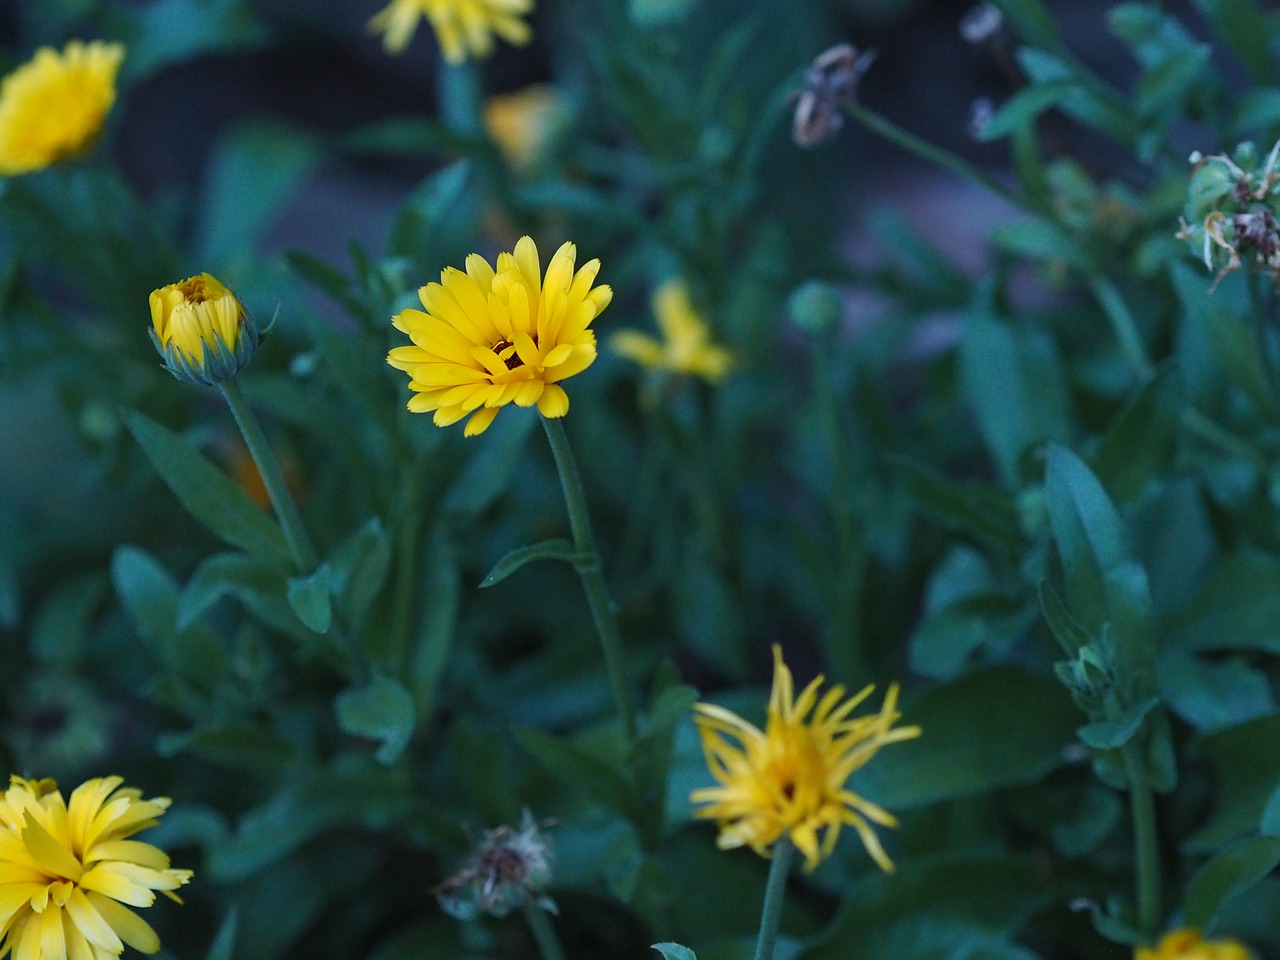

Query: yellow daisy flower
left=386, top=236, right=612, bottom=437
left=692, top=646, right=920, bottom=873
left=0, top=41, right=124, bottom=176
left=368, top=0, right=533, bottom=63
left=148, top=273, right=258, bottom=386
left=0, top=775, right=192, bottom=960
left=1136, top=929, right=1252, bottom=960
left=611, top=280, right=733, bottom=383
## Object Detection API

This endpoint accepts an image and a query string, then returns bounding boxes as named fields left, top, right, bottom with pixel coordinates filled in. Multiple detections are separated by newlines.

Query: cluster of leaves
left=5, top=0, right=1280, bottom=959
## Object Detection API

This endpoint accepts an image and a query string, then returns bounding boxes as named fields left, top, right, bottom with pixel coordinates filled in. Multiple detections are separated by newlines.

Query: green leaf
left=30, top=573, right=105, bottom=666
left=652, top=944, right=697, bottom=960
left=1260, top=783, right=1280, bottom=837
left=1189, top=0, right=1272, bottom=82
left=1134, top=45, right=1211, bottom=121
left=389, top=161, right=474, bottom=261
left=1038, top=581, right=1095, bottom=657
left=335, top=677, right=417, bottom=764
left=441, top=410, right=536, bottom=518
left=123, top=411, right=292, bottom=568
left=1166, top=552, right=1280, bottom=655
left=892, top=457, right=1024, bottom=553
left=1089, top=366, right=1184, bottom=503
left=125, top=0, right=266, bottom=80
left=479, top=538, right=589, bottom=587
left=326, top=518, right=392, bottom=632
left=1077, top=698, right=1159, bottom=749
left=1185, top=835, right=1280, bottom=930
left=205, top=908, right=239, bottom=960
left=1162, top=655, right=1274, bottom=734
left=990, top=217, right=1086, bottom=269
left=1188, top=714, right=1280, bottom=851
left=854, top=668, right=1077, bottom=809
left=409, top=528, right=459, bottom=718
left=805, top=915, right=1042, bottom=960
left=287, top=566, right=333, bottom=634
left=629, top=0, right=693, bottom=25
left=177, top=552, right=313, bottom=645
left=978, top=82, right=1075, bottom=141
left=515, top=726, right=643, bottom=824
left=991, top=0, right=1062, bottom=48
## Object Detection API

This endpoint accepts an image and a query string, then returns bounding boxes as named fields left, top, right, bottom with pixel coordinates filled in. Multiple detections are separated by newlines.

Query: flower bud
left=787, top=280, right=843, bottom=337
left=149, top=273, right=259, bottom=385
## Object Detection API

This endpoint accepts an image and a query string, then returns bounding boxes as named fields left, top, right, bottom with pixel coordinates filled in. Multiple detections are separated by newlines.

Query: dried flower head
left=149, top=273, right=259, bottom=386
left=0, top=40, right=124, bottom=176
left=692, top=646, right=921, bottom=872
left=368, top=0, right=533, bottom=63
left=789, top=43, right=876, bottom=149
left=435, top=812, right=555, bottom=920
left=0, top=775, right=192, bottom=960
left=1136, top=928, right=1252, bottom=960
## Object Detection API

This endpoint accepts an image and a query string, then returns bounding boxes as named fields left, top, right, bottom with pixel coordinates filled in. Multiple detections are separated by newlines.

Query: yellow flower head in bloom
left=483, top=85, right=570, bottom=171
left=611, top=281, right=733, bottom=383
left=0, top=41, right=125, bottom=176
left=368, top=0, right=533, bottom=63
left=692, top=646, right=921, bottom=873
left=1136, top=929, right=1253, bottom=960
left=0, top=775, right=192, bottom=960
left=386, top=236, right=612, bottom=437
left=149, top=273, right=259, bottom=386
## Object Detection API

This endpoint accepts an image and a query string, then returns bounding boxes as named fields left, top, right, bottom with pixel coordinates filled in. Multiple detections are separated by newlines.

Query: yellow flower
left=0, top=775, right=192, bottom=960
left=483, top=84, right=569, bottom=171
left=1136, top=929, right=1252, bottom=960
left=692, top=645, right=921, bottom=873
left=149, top=273, right=258, bottom=386
left=0, top=41, right=124, bottom=176
left=610, top=281, right=733, bottom=383
left=386, top=236, right=611, bottom=437
left=368, top=0, right=533, bottom=62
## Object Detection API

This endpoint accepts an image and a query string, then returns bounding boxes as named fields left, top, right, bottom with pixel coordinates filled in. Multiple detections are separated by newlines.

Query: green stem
left=1247, top=270, right=1280, bottom=419
left=752, top=838, right=794, bottom=960
left=439, top=58, right=483, bottom=137
left=389, top=457, right=426, bottom=668
left=523, top=903, right=566, bottom=960
left=1121, top=740, right=1161, bottom=938
left=219, top=377, right=318, bottom=572
left=844, top=103, right=1023, bottom=208
left=541, top=416, right=637, bottom=742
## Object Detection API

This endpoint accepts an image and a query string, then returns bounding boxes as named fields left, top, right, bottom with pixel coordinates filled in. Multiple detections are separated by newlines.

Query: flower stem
left=752, top=838, right=795, bottom=960
left=1121, top=739, right=1161, bottom=938
left=523, top=903, right=566, bottom=960
left=541, top=416, right=637, bottom=742
left=844, top=102, right=1023, bottom=208
left=219, top=377, right=318, bottom=572
left=439, top=59, right=482, bottom=137
left=1247, top=270, right=1280, bottom=419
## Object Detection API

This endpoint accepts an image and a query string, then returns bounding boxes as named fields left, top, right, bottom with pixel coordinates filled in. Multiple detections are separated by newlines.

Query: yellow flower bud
left=149, top=273, right=259, bottom=385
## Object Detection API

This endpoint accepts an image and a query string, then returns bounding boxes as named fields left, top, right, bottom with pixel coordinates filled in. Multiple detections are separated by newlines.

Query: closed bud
left=787, top=280, right=843, bottom=336
left=149, top=273, right=259, bottom=386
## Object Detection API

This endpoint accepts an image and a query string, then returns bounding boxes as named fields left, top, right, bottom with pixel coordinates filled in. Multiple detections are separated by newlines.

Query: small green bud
left=787, top=280, right=843, bottom=336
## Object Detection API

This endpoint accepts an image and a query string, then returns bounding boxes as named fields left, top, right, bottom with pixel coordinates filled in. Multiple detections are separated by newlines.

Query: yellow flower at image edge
left=387, top=236, right=611, bottom=437
left=0, top=775, right=192, bottom=960
left=149, top=273, right=258, bottom=386
left=692, top=646, right=921, bottom=873
left=611, top=280, right=733, bottom=383
left=1136, top=929, right=1253, bottom=960
left=0, top=41, right=124, bottom=176
left=368, top=0, right=533, bottom=62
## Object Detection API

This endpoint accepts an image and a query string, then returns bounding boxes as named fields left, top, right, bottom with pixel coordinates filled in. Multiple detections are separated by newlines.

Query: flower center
left=492, top=338, right=526, bottom=371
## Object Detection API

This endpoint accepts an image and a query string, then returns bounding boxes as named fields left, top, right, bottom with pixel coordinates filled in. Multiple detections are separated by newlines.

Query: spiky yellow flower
left=386, top=236, right=611, bottom=437
left=692, top=646, right=920, bottom=872
left=0, top=775, right=192, bottom=960
left=368, top=0, right=533, bottom=63
left=611, top=281, right=732, bottom=383
left=0, top=41, right=124, bottom=176
left=484, top=85, right=569, bottom=171
left=1136, top=930, right=1252, bottom=960
left=149, top=273, right=258, bottom=386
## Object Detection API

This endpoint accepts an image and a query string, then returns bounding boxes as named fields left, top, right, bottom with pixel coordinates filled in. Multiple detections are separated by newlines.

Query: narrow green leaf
left=892, top=457, right=1024, bottom=552
left=123, top=411, right=292, bottom=568
left=287, top=566, right=333, bottom=634
left=205, top=908, right=239, bottom=960
left=1166, top=552, right=1280, bottom=655
left=442, top=410, right=536, bottom=518
left=389, top=161, right=474, bottom=260
left=335, top=677, right=417, bottom=765
left=992, top=0, right=1063, bottom=48
left=1189, top=0, right=1272, bottom=82
left=1188, top=714, right=1280, bottom=851
left=1185, top=835, right=1280, bottom=930
left=1089, top=365, right=1185, bottom=503
left=111, top=545, right=179, bottom=651
left=410, top=528, right=459, bottom=718
left=652, top=944, right=697, bottom=960
left=516, top=726, right=642, bottom=823
left=1039, top=581, right=1094, bottom=657
left=326, top=518, right=392, bottom=632
left=1077, top=698, right=1159, bottom=749
left=979, top=81, right=1075, bottom=141
left=479, top=538, right=587, bottom=588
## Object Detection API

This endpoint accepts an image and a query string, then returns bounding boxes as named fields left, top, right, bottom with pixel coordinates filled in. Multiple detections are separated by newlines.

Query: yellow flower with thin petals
left=1136, top=929, right=1252, bottom=960
left=611, top=281, right=733, bottom=383
left=692, top=645, right=921, bottom=873
left=387, top=236, right=611, bottom=437
left=149, top=273, right=259, bottom=386
left=0, top=41, right=124, bottom=176
left=0, top=775, right=192, bottom=960
left=368, top=0, right=533, bottom=62
left=483, top=84, right=569, bottom=171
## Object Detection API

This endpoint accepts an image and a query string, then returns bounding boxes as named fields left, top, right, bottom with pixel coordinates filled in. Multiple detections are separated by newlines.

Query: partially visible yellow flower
left=0, top=40, right=124, bottom=176
left=483, top=84, right=569, bottom=170
left=149, top=273, right=259, bottom=386
left=1136, top=929, right=1252, bottom=960
left=0, top=775, right=192, bottom=960
left=387, top=236, right=611, bottom=437
left=611, top=281, right=732, bottom=383
left=368, top=0, right=533, bottom=62
left=692, top=645, right=920, bottom=873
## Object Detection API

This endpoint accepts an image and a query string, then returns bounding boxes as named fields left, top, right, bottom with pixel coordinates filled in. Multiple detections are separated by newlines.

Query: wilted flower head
left=386, top=236, right=611, bottom=437
left=1136, top=929, right=1252, bottom=960
left=149, top=273, right=259, bottom=386
left=0, top=775, right=192, bottom=960
left=789, top=43, right=876, bottom=149
left=435, top=812, right=555, bottom=919
left=368, top=0, right=533, bottom=62
left=1178, top=139, right=1280, bottom=289
left=692, top=645, right=921, bottom=872
left=484, top=84, right=571, bottom=171
left=610, top=280, right=732, bottom=383
left=0, top=41, right=124, bottom=176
